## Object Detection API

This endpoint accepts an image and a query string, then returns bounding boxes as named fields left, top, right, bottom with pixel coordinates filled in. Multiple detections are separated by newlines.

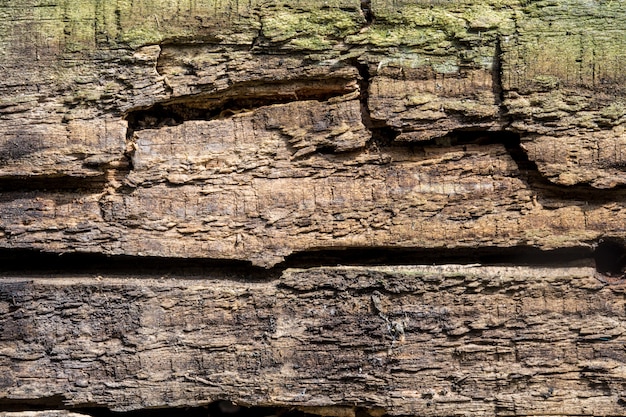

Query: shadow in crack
left=594, top=239, right=626, bottom=277
left=124, top=78, right=358, bottom=132
left=417, top=129, right=626, bottom=204
left=281, top=245, right=595, bottom=269
left=80, top=402, right=315, bottom=417
left=0, top=174, right=108, bottom=192
left=0, top=399, right=385, bottom=417
left=0, top=244, right=600, bottom=278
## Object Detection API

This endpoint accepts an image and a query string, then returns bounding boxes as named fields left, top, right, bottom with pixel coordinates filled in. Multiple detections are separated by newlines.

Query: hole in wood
left=594, top=239, right=626, bottom=277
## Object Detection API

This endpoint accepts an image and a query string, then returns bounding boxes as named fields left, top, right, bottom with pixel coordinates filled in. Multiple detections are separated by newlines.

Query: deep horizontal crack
left=0, top=244, right=610, bottom=278
left=0, top=396, right=66, bottom=412
left=0, top=249, right=276, bottom=280
left=0, top=175, right=108, bottom=192
left=0, top=400, right=339, bottom=417
left=282, top=245, right=595, bottom=270
left=0, top=157, right=130, bottom=193
left=124, top=78, right=358, bottom=132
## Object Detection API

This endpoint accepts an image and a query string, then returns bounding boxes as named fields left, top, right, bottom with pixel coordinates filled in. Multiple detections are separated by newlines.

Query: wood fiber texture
left=0, top=0, right=625, bottom=265
left=2, top=0, right=626, bottom=416
left=3, top=266, right=626, bottom=416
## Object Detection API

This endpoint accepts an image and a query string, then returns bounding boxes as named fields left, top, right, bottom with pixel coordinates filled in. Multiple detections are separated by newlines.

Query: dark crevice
left=353, top=60, right=374, bottom=131
left=0, top=243, right=613, bottom=277
left=0, top=162, right=133, bottom=194
left=0, top=248, right=277, bottom=281
left=79, top=403, right=324, bottom=417
left=492, top=37, right=504, bottom=106
left=349, top=58, right=400, bottom=148
left=0, top=395, right=66, bottom=412
left=388, top=129, right=520, bottom=149
left=124, top=79, right=357, bottom=132
left=0, top=174, right=108, bottom=192
left=281, top=246, right=595, bottom=270
left=594, top=239, right=626, bottom=277
left=360, top=0, right=374, bottom=25
left=250, top=8, right=268, bottom=51
left=0, top=400, right=342, bottom=417
left=0, top=134, right=129, bottom=192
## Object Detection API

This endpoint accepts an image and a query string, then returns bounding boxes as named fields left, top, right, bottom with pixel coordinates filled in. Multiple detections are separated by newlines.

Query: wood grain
left=2, top=1, right=626, bottom=415
left=2, top=265, right=626, bottom=416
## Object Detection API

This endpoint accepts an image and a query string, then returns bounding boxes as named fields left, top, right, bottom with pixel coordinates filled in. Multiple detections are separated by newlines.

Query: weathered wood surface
left=1, top=0, right=625, bottom=266
left=3, top=1, right=626, bottom=416
left=3, top=265, right=626, bottom=416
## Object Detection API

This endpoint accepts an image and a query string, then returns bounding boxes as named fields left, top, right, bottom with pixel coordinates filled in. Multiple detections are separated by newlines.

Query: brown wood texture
left=3, top=265, right=626, bottom=416
left=0, top=0, right=624, bottom=266
left=2, top=1, right=626, bottom=416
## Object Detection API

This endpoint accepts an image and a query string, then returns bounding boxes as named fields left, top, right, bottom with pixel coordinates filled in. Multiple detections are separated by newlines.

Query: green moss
left=347, top=26, right=448, bottom=47
left=119, top=27, right=166, bottom=49
left=511, top=0, right=626, bottom=91
left=310, top=8, right=363, bottom=36
left=532, top=75, right=561, bottom=91
left=375, top=53, right=432, bottom=70
left=347, top=0, right=518, bottom=74
left=465, top=5, right=510, bottom=30
left=262, top=8, right=362, bottom=50
left=371, top=0, right=517, bottom=35
left=262, top=11, right=306, bottom=43
left=407, top=93, right=438, bottom=106
left=600, top=102, right=626, bottom=121
left=443, top=100, right=498, bottom=118
left=432, top=61, right=460, bottom=74
left=383, top=6, right=468, bottom=36
left=290, top=36, right=332, bottom=51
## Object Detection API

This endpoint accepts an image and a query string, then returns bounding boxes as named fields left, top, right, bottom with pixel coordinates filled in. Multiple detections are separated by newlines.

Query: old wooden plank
left=1, top=265, right=626, bottom=415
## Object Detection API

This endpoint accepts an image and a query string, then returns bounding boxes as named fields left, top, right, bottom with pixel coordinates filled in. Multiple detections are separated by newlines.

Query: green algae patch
left=261, top=7, right=363, bottom=51
left=347, top=26, right=449, bottom=48
left=29, top=0, right=266, bottom=51
left=350, top=0, right=518, bottom=76
left=504, top=0, right=626, bottom=93
left=600, top=102, right=626, bottom=123
left=370, top=0, right=517, bottom=37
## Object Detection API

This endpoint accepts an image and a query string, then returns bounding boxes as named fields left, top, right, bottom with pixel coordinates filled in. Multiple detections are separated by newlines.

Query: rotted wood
left=2, top=1, right=626, bottom=416
left=2, top=265, right=626, bottom=416
left=0, top=0, right=625, bottom=266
